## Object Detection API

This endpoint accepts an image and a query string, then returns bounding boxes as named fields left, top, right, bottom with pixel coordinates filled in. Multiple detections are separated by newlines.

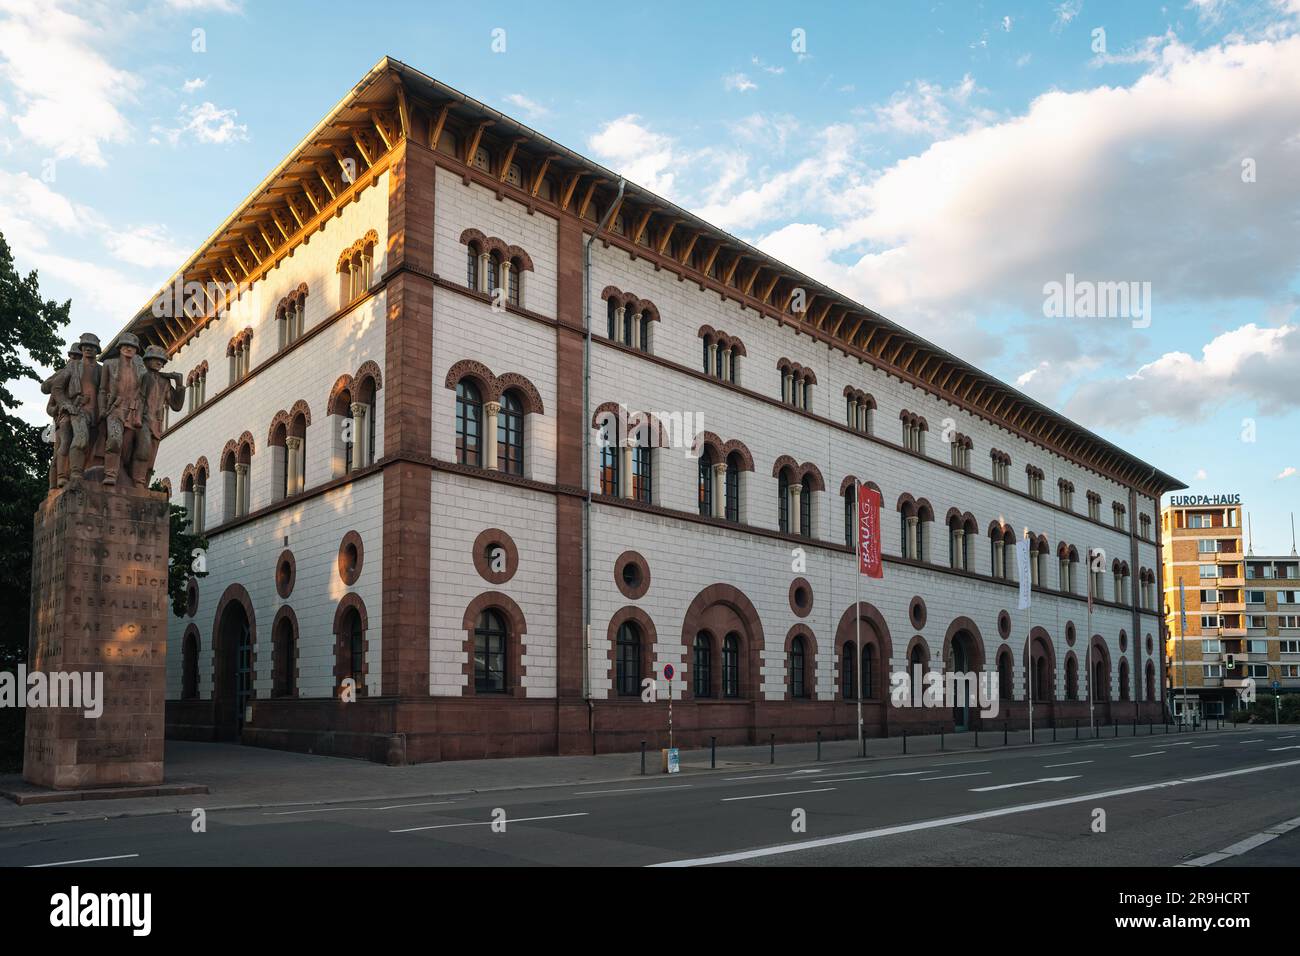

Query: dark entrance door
left=216, top=602, right=252, bottom=741
left=952, top=637, right=970, bottom=731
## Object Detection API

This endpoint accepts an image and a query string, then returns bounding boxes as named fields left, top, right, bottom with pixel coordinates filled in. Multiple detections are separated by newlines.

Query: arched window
left=723, top=633, right=740, bottom=698
left=487, top=251, right=501, bottom=296
left=698, top=448, right=714, bottom=517
left=632, top=443, right=653, bottom=503
left=467, top=243, right=480, bottom=290
left=778, top=469, right=790, bottom=533
left=498, top=390, right=524, bottom=476
left=474, top=609, right=508, bottom=693
left=693, top=632, right=713, bottom=698
left=599, top=441, right=619, bottom=496
left=862, top=643, right=876, bottom=699
left=616, top=621, right=642, bottom=697
left=1119, top=659, right=1131, bottom=701
left=701, top=337, right=710, bottom=373
left=455, top=379, right=482, bottom=466
left=638, top=313, right=650, bottom=352
left=845, top=484, right=857, bottom=548
left=182, top=631, right=199, bottom=700
left=359, top=375, right=378, bottom=468
left=609, top=299, right=620, bottom=341
left=274, top=617, right=295, bottom=698
left=789, top=635, right=808, bottom=699
left=623, top=307, right=634, bottom=347
left=724, top=453, right=741, bottom=523
left=842, top=641, right=857, bottom=700
left=998, top=652, right=1013, bottom=700
left=345, top=607, right=364, bottom=684
left=508, top=256, right=521, bottom=306
left=1066, top=656, right=1079, bottom=700
left=910, top=644, right=926, bottom=701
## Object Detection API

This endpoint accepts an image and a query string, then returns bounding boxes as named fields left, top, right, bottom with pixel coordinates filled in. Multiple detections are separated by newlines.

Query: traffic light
left=1225, top=653, right=1236, bottom=669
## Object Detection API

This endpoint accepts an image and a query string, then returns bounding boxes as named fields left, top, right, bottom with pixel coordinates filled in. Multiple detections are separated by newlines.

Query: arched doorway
left=215, top=599, right=253, bottom=741
left=944, top=620, right=985, bottom=732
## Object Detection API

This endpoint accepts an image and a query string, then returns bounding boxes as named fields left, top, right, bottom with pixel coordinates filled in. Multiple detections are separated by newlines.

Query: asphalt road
left=3, top=728, right=1299, bottom=867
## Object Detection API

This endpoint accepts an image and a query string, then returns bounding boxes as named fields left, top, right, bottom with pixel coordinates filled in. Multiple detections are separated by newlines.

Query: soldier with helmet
left=98, top=331, right=146, bottom=487
left=134, top=344, right=185, bottom=486
left=43, top=332, right=102, bottom=487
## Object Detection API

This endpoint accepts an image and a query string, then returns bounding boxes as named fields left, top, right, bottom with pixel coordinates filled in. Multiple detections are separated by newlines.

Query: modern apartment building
left=107, top=58, right=1182, bottom=763
left=1162, top=495, right=1300, bottom=718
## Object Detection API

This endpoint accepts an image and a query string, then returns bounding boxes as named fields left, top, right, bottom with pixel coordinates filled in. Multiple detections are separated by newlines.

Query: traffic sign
left=662, top=663, right=675, bottom=681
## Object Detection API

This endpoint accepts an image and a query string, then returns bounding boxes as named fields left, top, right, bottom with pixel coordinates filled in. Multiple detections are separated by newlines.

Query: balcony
left=1219, top=601, right=1245, bottom=612
left=1219, top=627, right=1247, bottom=638
left=1217, top=550, right=1243, bottom=562
left=1219, top=576, right=1244, bottom=588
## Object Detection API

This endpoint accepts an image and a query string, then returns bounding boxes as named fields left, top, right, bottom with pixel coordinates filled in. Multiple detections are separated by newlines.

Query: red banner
left=857, top=483, right=882, bottom=578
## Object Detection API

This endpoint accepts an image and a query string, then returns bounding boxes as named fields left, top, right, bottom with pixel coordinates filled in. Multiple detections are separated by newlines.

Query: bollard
left=1114, top=722, right=1118, bottom=738
left=1004, top=722, right=1008, bottom=746
left=861, top=733, right=866, bottom=758
left=1075, top=719, right=1079, bottom=740
left=770, top=733, right=775, bottom=764
left=940, top=728, right=945, bottom=751
left=903, top=732, right=908, bottom=754
left=817, top=730, right=822, bottom=762
left=641, top=740, right=646, bottom=776
left=711, top=736, right=716, bottom=770
left=975, top=729, right=979, bottom=748
left=1132, top=719, right=1136, bottom=737
left=1053, top=723, right=1057, bottom=743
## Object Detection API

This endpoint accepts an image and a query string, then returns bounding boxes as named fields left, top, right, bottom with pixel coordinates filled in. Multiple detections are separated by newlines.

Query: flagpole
left=1087, top=558, right=1094, bottom=735
left=1026, top=531, right=1034, bottom=744
left=855, top=481, right=863, bottom=752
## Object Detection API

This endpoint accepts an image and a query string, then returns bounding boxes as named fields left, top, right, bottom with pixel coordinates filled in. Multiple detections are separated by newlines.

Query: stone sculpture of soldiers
left=134, top=345, right=185, bottom=487
left=98, top=332, right=147, bottom=487
left=42, top=332, right=102, bottom=487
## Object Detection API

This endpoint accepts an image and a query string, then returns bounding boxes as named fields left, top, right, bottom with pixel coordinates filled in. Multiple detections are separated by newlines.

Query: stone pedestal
left=23, top=480, right=169, bottom=789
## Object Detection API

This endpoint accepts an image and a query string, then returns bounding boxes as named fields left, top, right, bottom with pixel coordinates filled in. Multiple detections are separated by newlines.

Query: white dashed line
left=1180, top=815, right=1300, bottom=867
left=1045, top=761, right=1093, bottom=768
left=919, top=772, right=992, bottom=782
left=721, top=788, right=837, bottom=802
left=391, top=812, right=588, bottom=834
left=1132, top=751, right=1167, bottom=758
left=572, top=785, right=693, bottom=795
left=28, top=854, right=140, bottom=867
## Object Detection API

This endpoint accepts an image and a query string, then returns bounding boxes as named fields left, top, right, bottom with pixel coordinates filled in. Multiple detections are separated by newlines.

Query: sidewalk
left=0, top=720, right=1281, bottom=830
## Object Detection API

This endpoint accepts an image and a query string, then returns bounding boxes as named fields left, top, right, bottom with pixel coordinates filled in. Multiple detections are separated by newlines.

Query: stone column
left=783, top=372, right=793, bottom=403
left=499, top=262, right=512, bottom=306
left=712, top=462, right=727, bottom=519
left=722, top=347, right=732, bottom=381
left=235, top=462, right=249, bottom=517
left=350, top=401, right=369, bottom=468
left=613, top=307, right=626, bottom=344
left=630, top=312, right=642, bottom=349
left=790, top=483, right=802, bottom=536
left=620, top=445, right=633, bottom=498
left=955, top=529, right=966, bottom=570
left=478, top=252, right=492, bottom=294
left=194, top=485, right=206, bottom=533
left=484, top=400, right=501, bottom=470
left=285, top=437, right=302, bottom=496
left=906, top=516, right=918, bottom=559
left=707, top=341, right=717, bottom=374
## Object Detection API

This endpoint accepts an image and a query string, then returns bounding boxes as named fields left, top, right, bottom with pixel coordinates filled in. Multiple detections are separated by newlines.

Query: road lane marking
left=1192, top=745, right=1218, bottom=749
left=919, top=772, right=992, bottom=782
left=652, top=759, right=1300, bottom=866
left=391, top=812, right=588, bottom=834
left=1240, top=739, right=1264, bottom=743
left=722, top=788, right=836, bottom=802
left=28, top=854, right=140, bottom=867
left=266, top=801, right=456, bottom=815
left=1180, top=814, right=1300, bottom=867
left=572, top=785, right=693, bottom=795
left=1167, top=742, right=1195, bottom=746
left=970, top=776, right=1080, bottom=792
left=1132, top=751, right=1167, bottom=758
left=1267, top=745, right=1300, bottom=752
left=1045, top=761, right=1093, bottom=768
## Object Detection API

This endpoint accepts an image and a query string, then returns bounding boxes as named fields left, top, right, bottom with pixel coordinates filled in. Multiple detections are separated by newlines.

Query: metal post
left=903, top=731, right=908, bottom=754
left=710, top=736, right=716, bottom=769
left=940, top=727, right=944, bottom=751
left=1075, top=719, right=1079, bottom=740
left=770, top=733, right=775, bottom=764
left=640, top=740, right=646, bottom=776
left=816, top=730, right=822, bottom=761
left=1004, top=722, right=1008, bottom=746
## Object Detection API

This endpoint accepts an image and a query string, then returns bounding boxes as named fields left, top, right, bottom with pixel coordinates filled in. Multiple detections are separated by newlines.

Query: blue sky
left=3, top=0, right=1299, bottom=550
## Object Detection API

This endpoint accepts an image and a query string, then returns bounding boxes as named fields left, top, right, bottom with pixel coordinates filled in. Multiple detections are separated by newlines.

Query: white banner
left=1016, top=538, right=1032, bottom=610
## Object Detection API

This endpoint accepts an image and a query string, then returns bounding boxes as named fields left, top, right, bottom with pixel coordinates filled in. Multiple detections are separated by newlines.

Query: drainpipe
left=583, top=179, right=626, bottom=743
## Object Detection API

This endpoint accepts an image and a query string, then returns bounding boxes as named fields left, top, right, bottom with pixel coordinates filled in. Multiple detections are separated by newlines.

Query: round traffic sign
left=663, top=663, right=675, bottom=681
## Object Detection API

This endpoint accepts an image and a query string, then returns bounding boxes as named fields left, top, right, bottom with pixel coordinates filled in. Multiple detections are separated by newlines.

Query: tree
left=0, top=232, right=69, bottom=667
left=151, top=481, right=210, bottom=616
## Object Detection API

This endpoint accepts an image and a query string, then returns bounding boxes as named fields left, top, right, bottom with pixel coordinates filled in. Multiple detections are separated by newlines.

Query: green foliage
left=153, top=481, right=209, bottom=618
left=1231, top=692, right=1300, bottom=724
left=0, top=232, right=69, bottom=668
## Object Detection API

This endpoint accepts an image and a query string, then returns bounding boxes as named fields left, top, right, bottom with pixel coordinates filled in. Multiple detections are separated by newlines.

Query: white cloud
left=1194, top=468, right=1208, bottom=480
left=182, top=77, right=207, bottom=93
left=868, top=73, right=990, bottom=137
left=0, top=0, right=139, bottom=165
left=1053, top=1, right=1083, bottom=31
left=503, top=93, right=548, bottom=121
left=587, top=114, right=680, bottom=197
left=723, top=72, right=757, bottom=93
left=152, top=101, right=249, bottom=146
left=162, top=0, right=243, bottom=11
left=1188, top=0, right=1227, bottom=25
left=1277, top=466, right=1298, bottom=479
left=1091, top=30, right=1179, bottom=67
left=102, top=224, right=190, bottom=269
left=1002, top=16, right=1013, bottom=32
left=1065, top=323, right=1300, bottom=428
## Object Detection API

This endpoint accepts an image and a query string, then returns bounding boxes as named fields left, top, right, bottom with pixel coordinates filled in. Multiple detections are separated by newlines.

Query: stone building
left=108, top=57, right=1184, bottom=762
